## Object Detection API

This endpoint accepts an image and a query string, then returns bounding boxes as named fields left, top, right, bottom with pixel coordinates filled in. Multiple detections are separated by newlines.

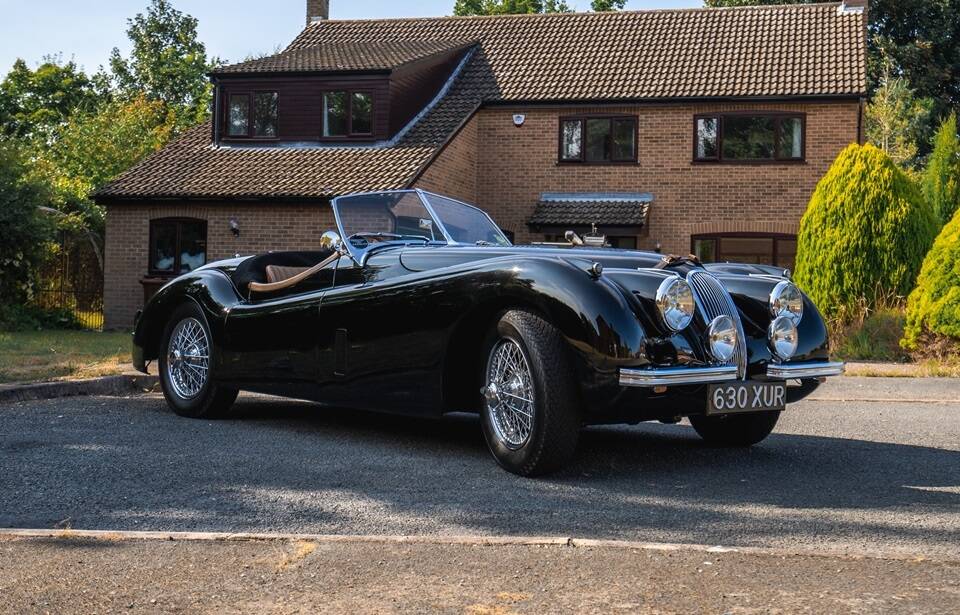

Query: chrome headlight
left=707, top=315, right=738, bottom=363
left=769, top=281, right=803, bottom=325
left=768, top=315, right=799, bottom=360
left=656, top=277, right=695, bottom=331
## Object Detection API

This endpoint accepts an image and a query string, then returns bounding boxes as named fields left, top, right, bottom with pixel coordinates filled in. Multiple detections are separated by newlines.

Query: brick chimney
left=307, top=0, right=329, bottom=25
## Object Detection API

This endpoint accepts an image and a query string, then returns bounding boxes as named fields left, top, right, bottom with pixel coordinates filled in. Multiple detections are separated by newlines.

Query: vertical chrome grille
left=687, top=270, right=748, bottom=379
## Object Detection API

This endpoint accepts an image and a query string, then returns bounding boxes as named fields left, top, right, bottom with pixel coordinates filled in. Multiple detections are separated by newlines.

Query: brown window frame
left=690, top=233, right=797, bottom=268
left=321, top=89, right=375, bottom=140
left=693, top=112, right=806, bottom=164
left=558, top=115, right=638, bottom=165
left=148, top=218, right=208, bottom=277
left=223, top=90, right=280, bottom=140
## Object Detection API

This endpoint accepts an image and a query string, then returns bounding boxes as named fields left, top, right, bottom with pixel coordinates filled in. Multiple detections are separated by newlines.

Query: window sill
left=556, top=160, right=640, bottom=167
left=318, top=135, right=377, bottom=143
left=221, top=137, right=281, bottom=143
left=691, top=159, right=806, bottom=166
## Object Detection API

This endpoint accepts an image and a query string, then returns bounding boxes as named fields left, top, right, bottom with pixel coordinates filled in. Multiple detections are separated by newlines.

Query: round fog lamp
left=707, top=315, right=738, bottom=363
left=768, top=315, right=799, bottom=360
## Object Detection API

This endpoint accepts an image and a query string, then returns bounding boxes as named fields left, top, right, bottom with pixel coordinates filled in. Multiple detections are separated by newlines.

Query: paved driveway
left=1, top=377, right=958, bottom=558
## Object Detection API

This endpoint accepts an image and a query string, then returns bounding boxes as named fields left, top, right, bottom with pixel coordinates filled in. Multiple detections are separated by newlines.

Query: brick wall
left=413, top=112, right=479, bottom=204
left=417, top=101, right=860, bottom=251
left=103, top=202, right=335, bottom=329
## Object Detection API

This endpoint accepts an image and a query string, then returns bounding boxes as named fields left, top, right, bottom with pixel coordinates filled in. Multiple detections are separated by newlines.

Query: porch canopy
left=527, top=192, right=652, bottom=235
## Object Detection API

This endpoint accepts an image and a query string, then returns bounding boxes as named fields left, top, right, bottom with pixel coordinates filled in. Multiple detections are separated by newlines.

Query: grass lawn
left=0, top=330, right=131, bottom=384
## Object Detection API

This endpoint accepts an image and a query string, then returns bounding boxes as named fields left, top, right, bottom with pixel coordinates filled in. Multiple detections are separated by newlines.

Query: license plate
left=707, top=381, right=786, bottom=415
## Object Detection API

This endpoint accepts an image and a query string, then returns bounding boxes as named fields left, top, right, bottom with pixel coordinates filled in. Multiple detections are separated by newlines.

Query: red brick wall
left=413, top=112, right=479, bottom=203
left=103, top=202, right=335, bottom=329
left=422, top=102, right=859, bottom=250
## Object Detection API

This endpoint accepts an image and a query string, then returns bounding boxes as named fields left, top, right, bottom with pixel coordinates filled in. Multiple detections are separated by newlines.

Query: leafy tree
left=865, top=63, right=933, bottom=167
left=108, top=0, right=217, bottom=129
left=30, top=95, right=175, bottom=272
left=454, top=0, right=572, bottom=15
left=0, top=57, right=106, bottom=141
left=793, top=143, right=938, bottom=318
left=869, top=0, right=960, bottom=118
left=922, top=112, right=960, bottom=226
left=0, top=140, right=54, bottom=308
left=592, top=0, right=627, bottom=10
left=902, top=207, right=960, bottom=350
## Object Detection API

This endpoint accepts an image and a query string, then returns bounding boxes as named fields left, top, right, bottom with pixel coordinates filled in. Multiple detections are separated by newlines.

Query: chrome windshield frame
left=331, top=189, right=510, bottom=264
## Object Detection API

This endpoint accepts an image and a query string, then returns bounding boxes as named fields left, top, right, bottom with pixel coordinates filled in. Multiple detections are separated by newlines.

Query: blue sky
left=0, top=0, right=702, bottom=75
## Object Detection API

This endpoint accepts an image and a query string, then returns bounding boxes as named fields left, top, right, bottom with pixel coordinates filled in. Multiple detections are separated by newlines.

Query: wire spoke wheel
left=166, top=317, right=210, bottom=400
left=484, top=338, right=535, bottom=450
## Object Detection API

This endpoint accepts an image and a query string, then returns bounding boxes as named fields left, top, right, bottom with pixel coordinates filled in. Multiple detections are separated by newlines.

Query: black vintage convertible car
left=133, top=189, right=843, bottom=475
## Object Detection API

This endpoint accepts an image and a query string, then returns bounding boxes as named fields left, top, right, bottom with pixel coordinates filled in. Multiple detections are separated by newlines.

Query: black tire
left=479, top=310, right=581, bottom=476
left=158, top=302, right=238, bottom=419
left=689, top=410, right=781, bottom=447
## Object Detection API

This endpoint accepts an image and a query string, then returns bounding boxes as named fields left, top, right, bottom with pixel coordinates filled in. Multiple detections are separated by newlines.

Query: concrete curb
left=0, top=374, right=158, bottom=404
left=0, top=528, right=952, bottom=563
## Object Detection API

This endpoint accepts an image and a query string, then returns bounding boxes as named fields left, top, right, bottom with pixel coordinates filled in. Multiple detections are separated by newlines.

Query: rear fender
left=133, top=270, right=242, bottom=370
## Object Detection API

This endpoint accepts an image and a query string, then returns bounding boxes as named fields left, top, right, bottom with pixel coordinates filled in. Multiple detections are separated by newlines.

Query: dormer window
left=323, top=91, right=374, bottom=138
left=226, top=91, right=279, bottom=138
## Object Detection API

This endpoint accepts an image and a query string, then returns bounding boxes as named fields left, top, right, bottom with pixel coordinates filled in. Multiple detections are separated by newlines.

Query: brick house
left=95, top=0, right=868, bottom=329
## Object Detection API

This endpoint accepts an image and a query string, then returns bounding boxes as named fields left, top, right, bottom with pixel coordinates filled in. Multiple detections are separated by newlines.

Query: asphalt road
left=1, top=377, right=958, bottom=558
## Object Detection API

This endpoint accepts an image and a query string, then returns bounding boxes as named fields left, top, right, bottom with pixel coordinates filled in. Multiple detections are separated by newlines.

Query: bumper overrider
left=619, top=361, right=845, bottom=388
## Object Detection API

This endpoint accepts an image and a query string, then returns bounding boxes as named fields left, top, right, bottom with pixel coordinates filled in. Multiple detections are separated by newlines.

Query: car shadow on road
left=2, top=393, right=958, bottom=552
left=223, top=395, right=960, bottom=543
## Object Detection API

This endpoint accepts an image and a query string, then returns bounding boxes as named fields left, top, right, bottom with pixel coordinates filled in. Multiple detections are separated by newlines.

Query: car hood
left=399, top=244, right=666, bottom=273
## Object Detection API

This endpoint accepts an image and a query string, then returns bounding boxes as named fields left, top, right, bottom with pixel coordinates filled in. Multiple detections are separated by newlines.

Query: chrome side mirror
left=320, top=230, right=346, bottom=254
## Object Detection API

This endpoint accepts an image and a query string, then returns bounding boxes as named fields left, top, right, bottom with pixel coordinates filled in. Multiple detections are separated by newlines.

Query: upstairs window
left=323, top=91, right=374, bottom=138
left=149, top=219, right=207, bottom=276
left=560, top=116, right=637, bottom=163
left=228, top=94, right=249, bottom=137
left=253, top=92, right=279, bottom=137
left=695, top=113, right=804, bottom=162
left=226, top=91, right=279, bottom=138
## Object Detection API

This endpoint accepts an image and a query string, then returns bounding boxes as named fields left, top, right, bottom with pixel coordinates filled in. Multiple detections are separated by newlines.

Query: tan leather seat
left=248, top=251, right=340, bottom=294
left=265, top=265, right=311, bottom=284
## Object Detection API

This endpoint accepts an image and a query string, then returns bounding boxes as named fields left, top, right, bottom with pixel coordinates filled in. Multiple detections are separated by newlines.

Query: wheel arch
left=134, top=270, right=240, bottom=366
left=441, top=295, right=549, bottom=414
left=438, top=256, right=648, bottom=415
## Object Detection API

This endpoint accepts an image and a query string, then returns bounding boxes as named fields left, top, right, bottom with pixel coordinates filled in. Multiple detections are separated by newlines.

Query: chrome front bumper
left=766, top=361, right=845, bottom=379
left=619, top=361, right=844, bottom=388
left=619, top=365, right=739, bottom=387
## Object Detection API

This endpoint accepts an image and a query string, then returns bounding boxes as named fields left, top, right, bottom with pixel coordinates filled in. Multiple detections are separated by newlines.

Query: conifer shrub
left=793, top=143, right=937, bottom=318
left=902, top=207, right=960, bottom=350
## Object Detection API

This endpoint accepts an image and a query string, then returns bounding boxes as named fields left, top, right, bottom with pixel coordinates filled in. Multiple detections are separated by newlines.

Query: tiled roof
left=528, top=193, right=652, bottom=227
left=214, top=40, right=474, bottom=74
left=96, top=4, right=866, bottom=202
left=288, top=3, right=866, bottom=100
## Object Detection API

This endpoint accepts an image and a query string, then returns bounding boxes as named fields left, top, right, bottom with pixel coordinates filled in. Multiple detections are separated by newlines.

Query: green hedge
left=902, top=207, right=960, bottom=349
left=793, top=143, right=937, bottom=318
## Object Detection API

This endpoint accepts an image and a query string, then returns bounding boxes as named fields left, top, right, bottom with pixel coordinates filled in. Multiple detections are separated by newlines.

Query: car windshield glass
left=334, top=191, right=443, bottom=253
left=333, top=191, right=511, bottom=259
left=421, top=192, right=511, bottom=246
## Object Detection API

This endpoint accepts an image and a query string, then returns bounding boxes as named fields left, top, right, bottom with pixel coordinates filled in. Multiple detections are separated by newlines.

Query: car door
left=220, top=256, right=339, bottom=383
left=311, top=250, right=447, bottom=414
